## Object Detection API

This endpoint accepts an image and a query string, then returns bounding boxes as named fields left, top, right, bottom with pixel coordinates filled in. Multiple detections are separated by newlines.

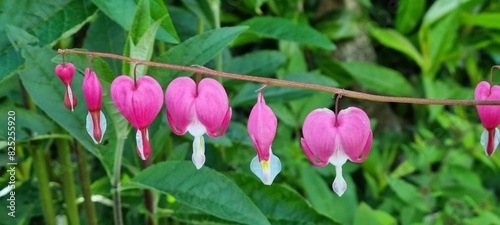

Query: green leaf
left=92, top=0, right=179, bottom=43
left=150, top=0, right=179, bottom=43
left=395, top=0, right=426, bottom=34
left=428, top=11, right=459, bottom=70
left=353, top=203, right=380, bottom=225
left=387, top=178, right=428, bottom=212
left=129, top=0, right=150, bottom=44
left=0, top=107, right=56, bottom=141
left=367, top=25, right=423, bottom=67
left=224, top=50, right=287, bottom=76
left=150, top=26, right=248, bottom=86
left=181, top=0, right=216, bottom=28
left=83, top=12, right=126, bottom=74
left=125, top=161, right=270, bottom=225
left=129, top=17, right=164, bottom=77
left=231, top=72, right=337, bottom=107
left=300, top=166, right=358, bottom=225
left=240, top=17, right=336, bottom=50
left=341, top=62, right=415, bottom=96
left=0, top=0, right=97, bottom=81
left=229, top=172, right=337, bottom=225
left=461, top=13, right=500, bottom=29
left=423, top=0, right=469, bottom=25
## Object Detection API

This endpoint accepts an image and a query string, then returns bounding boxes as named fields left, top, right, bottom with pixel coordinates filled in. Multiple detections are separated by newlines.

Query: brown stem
left=58, top=49, right=500, bottom=106
left=75, top=142, right=98, bottom=225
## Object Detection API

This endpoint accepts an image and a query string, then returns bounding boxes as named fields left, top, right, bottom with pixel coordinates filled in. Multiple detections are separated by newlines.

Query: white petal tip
left=332, top=166, right=347, bottom=197
left=250, top=153, right=281, bottom=185
left=192, top=135, right=205, bottom=169
left=480, top=128, right=500, bottom=156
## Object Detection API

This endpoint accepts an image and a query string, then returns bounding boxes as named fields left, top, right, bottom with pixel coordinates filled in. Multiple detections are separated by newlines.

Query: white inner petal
left=136, top=129, right=146, bottom=160
left=67, top=85, right=74, bottom=111
left=250, top=148, right=282, bottom=185
left=98, top=111, right=107, bottom=142
left=332, top=165, right=347, bottom=197
left=187, top=116, right=207, bottom=137
left=328, top=147, right=349, bottom=167
left=85, top=112, right=97, bottom=144
left=192, top=135, right=205, bottom=169
left=480, top=128, right=500, bottom=155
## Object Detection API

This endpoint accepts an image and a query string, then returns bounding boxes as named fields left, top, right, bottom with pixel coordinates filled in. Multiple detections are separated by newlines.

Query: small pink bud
left=82, top=68, right=106, bottom=144
left=111, top=75, right=163, bottom=160
left=165, top=77, right=232, bottom=169
left=55, top=63, right=77, bottom=111
left=301, top=107, right=372, bottom=196
left=475, top=81, right=500, bottom=156
left=247, top=93, right=281, bottom=185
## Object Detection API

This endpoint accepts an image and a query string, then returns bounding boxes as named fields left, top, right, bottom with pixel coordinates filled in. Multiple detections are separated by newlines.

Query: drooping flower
left=110, top=75, right=163, bottom=160
left=247, top=93, right=281, bottom=185
left=475, top=81, right=500, bottom=156
left=55, top=63, right=77, bottom=111
left=301, top=107, right=372, bottom=196
left=82, top=68, right=106, bottom=144
left=165, top=77, right=232, bottom=169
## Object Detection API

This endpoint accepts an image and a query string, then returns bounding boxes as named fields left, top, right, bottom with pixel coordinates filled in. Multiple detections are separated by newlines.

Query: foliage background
left=1, top=0, right=500, bottom=224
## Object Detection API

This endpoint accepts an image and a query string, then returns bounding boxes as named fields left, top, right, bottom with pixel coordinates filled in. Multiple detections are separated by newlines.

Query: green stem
left=57, top=139, right=80, bottom=225
left=58, top=49, right=500, bottom=106
left=31, top=146, right=56, bottom=225
left=75, top=143, right=97, bottom=225
left=143, top=157, right=156, bottom=225
left=113, top=137, right=125, bottom=225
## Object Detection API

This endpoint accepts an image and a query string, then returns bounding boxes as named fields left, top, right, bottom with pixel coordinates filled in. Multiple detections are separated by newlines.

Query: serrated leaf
left=387, top=178, right=428, bottom=212
left=125, top=161, right=270, bottom=225
left=150, top=26, right=248, bottom=87
left=341, top=62, right=415, bottom=96
left=229, top=172, right=337, bottom=225
left=240, top=17, right=335, bottom=50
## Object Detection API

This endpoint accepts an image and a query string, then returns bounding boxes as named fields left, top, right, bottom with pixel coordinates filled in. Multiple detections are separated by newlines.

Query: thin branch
left=58, top=49, right=500, bottom=106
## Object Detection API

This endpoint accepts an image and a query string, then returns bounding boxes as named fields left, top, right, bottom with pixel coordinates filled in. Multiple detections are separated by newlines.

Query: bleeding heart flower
left=165, top=77, right=232, bottom=169
left=301, top=107, right=372, bottom=196
left=55, top=63, right=77, bottom=111
left=110, top=75, right=163, bottom=160
left=247, top=92, right=281, bottom=185
left=82, top=68, right=106, bottom=144
left=475, top=81, right=500, bottom=156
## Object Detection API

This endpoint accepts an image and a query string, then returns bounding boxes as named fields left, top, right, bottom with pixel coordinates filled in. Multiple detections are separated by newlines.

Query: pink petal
left=336, top=107, right=372, bottom=163
left=55, top=63, right=75, bottom=85
left=301, top=108, right=337, bottom=165
left=64, top=84, right=77, bottom=111
left=195, top=78, right=231, bottom=137
left=165, top=77, right=197, bottom=135
left=110, top=75, right=163, bottom=129
left=248, top=93, right=277, bottom=161
left=82, top=68, right=103, bottom=111
left=301, top=138, right=329, bottom=166
left=475, top=81, right=500, bottom=129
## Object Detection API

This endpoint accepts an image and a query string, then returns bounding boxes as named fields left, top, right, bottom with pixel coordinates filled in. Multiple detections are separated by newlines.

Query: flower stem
left=143, top=157, right=156, bottom=225
left=31, top=146, right=56, bottom=225
left=112, top=137, right=125, bottom=225
left=75, top=142, right=98, bottom=225
left=57, top=49, right=500, bottom=106
left=56, top=139, right=80, bottom=225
